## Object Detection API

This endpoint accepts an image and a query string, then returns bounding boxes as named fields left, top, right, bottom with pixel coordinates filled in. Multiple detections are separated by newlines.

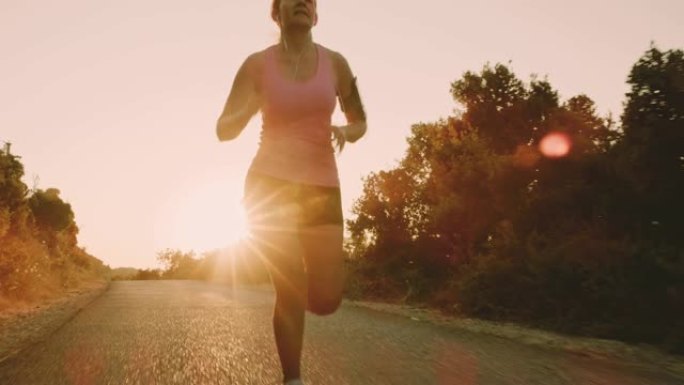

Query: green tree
left=157, top=249, right=199, bottom=279
left=451, top=64, right=559, bottom=153
left=28, top=188, right=75, bottom=232
left=616, top=47, right=684, bottom=246
left=0, top=148, right=30, bottom=238
left=0, top=147, right=28, bottom=212
left=614, top=46, right=684, bottom=349
left=134, top=268, right=162, bottom=280
left=348, top=47, right=684, bottom=351
left=1, top=146, right=107, bottom=302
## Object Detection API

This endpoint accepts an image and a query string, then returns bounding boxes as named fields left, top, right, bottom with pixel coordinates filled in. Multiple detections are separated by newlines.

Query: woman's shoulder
left=317, top=44, right=353, bottom=83
left=240, top=45, right=278, bottom=79
left=317, top=44, right=346, bottom=66
left=244, top=45, right=276, bottom=67
left=317, top=44, right=354, bottom=83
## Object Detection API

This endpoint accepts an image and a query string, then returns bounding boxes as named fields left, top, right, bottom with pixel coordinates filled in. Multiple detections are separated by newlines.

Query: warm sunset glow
left=154, top=181, right=248, bottom=253
left=539, top=132, right=572, bottom=158
left=2, top=0, right=681, bottom=268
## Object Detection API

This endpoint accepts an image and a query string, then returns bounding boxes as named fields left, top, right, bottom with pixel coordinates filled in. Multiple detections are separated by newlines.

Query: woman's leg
left=251, top=223, right=343, bottom=382
left=244, top=174, right=308, bottom=382
left=244, top=173, right=344, bottom=382
left=252, top=228, right=307, bottom=382
left=299, top=224, right=345, bottom=315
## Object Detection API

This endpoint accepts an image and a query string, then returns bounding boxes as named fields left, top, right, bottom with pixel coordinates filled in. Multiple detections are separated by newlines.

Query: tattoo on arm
left=339, top=77, right=367, bottom=122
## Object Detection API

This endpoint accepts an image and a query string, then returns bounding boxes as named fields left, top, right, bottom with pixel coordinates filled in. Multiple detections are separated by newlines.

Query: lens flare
left=153, top=181, right=249, bottom=253
left=539, top=132, right=572, bottom=158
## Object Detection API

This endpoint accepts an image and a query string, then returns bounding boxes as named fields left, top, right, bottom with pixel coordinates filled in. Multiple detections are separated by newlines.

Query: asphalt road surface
left=0, top=281, right=680, bottom=385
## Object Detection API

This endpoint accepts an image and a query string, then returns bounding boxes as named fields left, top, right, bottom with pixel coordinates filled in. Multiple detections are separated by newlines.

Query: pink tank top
left=249, top=44, right=339, bottom=187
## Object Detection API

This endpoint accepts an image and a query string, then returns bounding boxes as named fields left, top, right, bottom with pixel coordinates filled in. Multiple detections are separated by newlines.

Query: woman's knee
left=305, top=268, right=345, bottom=316
left=307, top=294, right=342, bottom=316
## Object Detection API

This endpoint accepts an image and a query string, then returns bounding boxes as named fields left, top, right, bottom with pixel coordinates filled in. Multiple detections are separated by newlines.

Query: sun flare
left=539, top=132, right=572, bottom=158
left=154, top=180, right=249, bottom=253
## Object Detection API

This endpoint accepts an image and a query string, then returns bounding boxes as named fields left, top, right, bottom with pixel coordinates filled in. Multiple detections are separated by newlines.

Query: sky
left=1, top=0, right=682, bottom=269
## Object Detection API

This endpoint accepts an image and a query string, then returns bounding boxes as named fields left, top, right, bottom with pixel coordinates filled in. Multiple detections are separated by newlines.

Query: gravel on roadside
left=346, top=299, right=684, bottom=380
left=0, top=281, right=110, bottom=363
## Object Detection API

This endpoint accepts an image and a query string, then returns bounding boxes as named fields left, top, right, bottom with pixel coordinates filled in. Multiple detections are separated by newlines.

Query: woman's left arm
left=332, top=51, right=367, bottom=152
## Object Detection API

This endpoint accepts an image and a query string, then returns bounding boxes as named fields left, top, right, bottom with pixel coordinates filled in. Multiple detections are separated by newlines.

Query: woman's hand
left=217, top=102, right=258, bottom=141
left=331, top=121, right=367, bottom=153
left=331, top=125, right=347, bottom=153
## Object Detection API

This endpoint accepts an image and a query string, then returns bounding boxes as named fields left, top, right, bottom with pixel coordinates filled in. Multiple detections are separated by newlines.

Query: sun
left=154, top=180, right=249, bottom=253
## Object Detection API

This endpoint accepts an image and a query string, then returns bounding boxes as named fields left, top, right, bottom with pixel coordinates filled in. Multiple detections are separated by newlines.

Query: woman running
left=216, top=1, right=367, bottom=384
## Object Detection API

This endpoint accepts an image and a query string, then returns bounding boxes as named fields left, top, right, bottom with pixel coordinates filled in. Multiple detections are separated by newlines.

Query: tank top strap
left=262, top=45, right=278, bottom=82
left=314, top=44, right=333, bottom=85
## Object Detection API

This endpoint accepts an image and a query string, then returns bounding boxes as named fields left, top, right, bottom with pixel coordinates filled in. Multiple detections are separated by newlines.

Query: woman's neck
left=280, top=29, right=314, bottom=54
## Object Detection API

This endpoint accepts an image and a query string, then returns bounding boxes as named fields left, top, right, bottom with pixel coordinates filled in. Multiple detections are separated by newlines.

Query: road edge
left=345, top=299, right=684, bottom=380
left=0, top=280, right=110, bottom=364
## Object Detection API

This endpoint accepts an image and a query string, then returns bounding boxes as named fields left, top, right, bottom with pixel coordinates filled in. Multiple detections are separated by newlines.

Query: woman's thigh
left=243, top=172, right=345, bottom=308
left=244, top=173, right=307, bottom=293
left=299, top=224, right=345, bottom=310
left=295, top=181, right=345, bottom=308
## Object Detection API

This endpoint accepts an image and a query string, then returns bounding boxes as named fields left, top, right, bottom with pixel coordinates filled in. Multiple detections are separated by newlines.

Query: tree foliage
left=347, top=46, right=683, bottom=351
left=149, top=243, right=269, bottom=284
left=28, top=188, right=75, bottom=232
left=0, top=146, right=106, bottom=305
left=157, top=249, right=200, bottom=279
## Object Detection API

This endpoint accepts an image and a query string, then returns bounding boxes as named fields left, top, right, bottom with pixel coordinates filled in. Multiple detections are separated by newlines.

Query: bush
left=0, top=146, right=108, bottom=306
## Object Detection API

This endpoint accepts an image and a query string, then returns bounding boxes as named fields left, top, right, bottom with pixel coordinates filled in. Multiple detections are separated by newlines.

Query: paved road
left=0, top=281, right=680, bottom=385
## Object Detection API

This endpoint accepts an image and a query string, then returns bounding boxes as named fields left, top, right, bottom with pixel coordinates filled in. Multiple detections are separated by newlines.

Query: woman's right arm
left=216, top=53, right=261, bottom=142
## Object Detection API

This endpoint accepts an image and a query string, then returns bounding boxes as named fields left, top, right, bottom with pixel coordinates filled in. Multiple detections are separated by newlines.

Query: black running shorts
left=243, top=171, right=343, bottom=229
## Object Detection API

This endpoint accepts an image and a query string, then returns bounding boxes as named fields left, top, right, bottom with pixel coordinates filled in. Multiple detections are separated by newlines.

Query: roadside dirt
left=347, top=300, right=684, bottom=380
left=0, top=280, right=109, bottom=363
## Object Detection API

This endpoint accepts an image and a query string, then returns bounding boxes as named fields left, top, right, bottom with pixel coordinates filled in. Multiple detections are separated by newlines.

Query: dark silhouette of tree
left=347, top=46, right=683, bottom=352
left=134, top=269, right=162, bottom=280
left=28, top=188, right=75, bottom=232
left=156, top=249, right=199, bottom=279
left=617, top=47, right=684, bottom=246
left=0, top=146, right=28, bottom=229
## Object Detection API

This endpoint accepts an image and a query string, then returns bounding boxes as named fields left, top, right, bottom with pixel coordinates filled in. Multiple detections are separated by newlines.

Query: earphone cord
left=283, top=38, right=312, bottom=80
